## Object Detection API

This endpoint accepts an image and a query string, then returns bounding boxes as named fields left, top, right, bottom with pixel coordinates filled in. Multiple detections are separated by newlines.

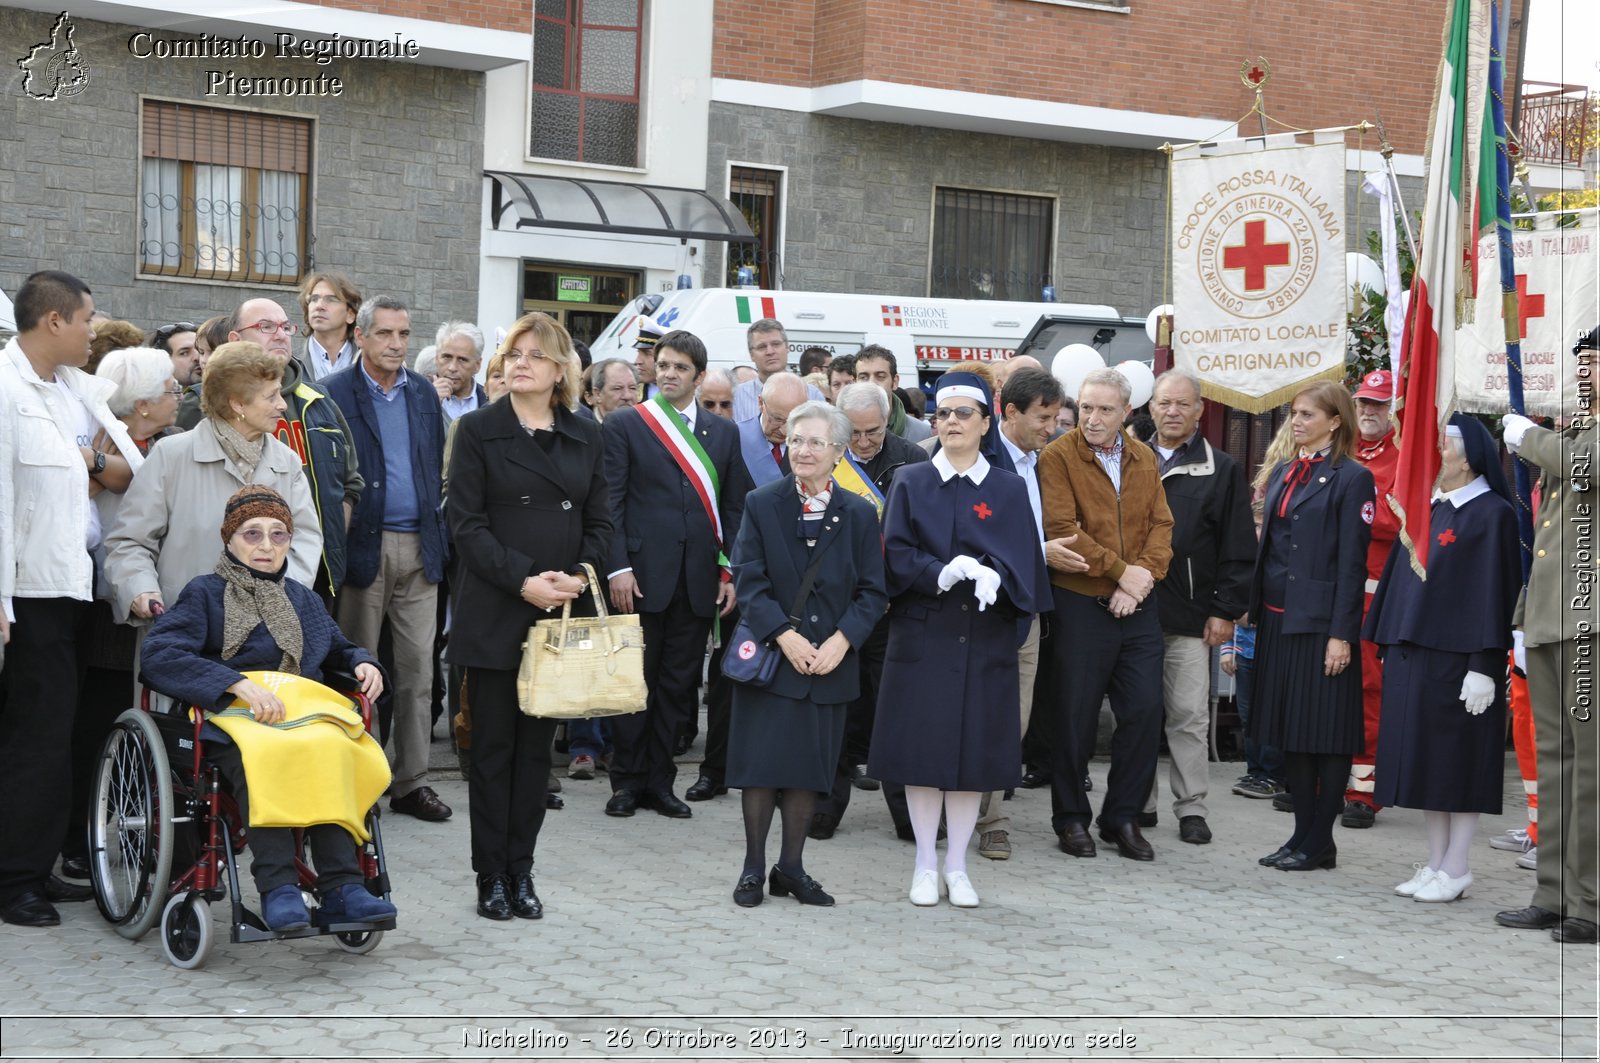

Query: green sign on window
left=557, top=275, right=592, bottom=302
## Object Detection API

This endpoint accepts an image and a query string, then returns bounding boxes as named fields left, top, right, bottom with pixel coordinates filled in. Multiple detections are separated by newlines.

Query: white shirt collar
left=670, top=398, right=697, bottom=431
left=932, top=449, right=990, bottom=484
left=1000, top=430, right=1032, bottom=467
left=1433, top=474, right=1491, bottom=507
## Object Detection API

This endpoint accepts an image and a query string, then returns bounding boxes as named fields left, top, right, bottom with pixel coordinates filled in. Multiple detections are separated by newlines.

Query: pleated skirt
left=726, top=685, right=847, bottom=792
left=1372, top=643, right=1506, bottom=813
left=1248, top=610, right=1364, bottom=756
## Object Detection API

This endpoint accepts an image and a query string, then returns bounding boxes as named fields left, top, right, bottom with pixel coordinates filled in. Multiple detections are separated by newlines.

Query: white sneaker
left=1516, top=846, right=1537, bottom=870
left=1414, top=869, right=1472, bottom=902
left=943, top=870, right=979, bottom=908
left=908, top=869, right=940, bottom=907
left=1488, top=828, right=1533, bottom=852
left=1395, top=864, right=1437, bottom=897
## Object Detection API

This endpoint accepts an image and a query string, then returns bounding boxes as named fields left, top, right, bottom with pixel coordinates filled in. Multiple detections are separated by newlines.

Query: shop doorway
left=522, top=263, right=639, bottom=347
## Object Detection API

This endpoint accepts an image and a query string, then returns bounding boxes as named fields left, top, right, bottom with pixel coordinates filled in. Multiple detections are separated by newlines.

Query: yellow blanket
left=205, top=671, right=391, bottom=844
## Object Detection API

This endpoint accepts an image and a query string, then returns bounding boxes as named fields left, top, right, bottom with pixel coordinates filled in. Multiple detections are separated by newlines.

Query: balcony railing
left=1517, top=81, right=1593, bottom=166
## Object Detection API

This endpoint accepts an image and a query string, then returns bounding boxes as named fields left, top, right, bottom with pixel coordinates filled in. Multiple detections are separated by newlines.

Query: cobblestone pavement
left=2, top=737, right=1595, bottom=1061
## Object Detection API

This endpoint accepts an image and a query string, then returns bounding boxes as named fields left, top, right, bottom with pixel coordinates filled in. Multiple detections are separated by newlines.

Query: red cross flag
left=1169, top=133, right=1348, bottom=412
left=1453, top=212, right=1598, bottom=417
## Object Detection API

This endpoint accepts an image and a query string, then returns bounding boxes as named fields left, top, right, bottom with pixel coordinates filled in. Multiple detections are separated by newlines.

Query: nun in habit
left=1363, top=413, right=1521, bottom=904
left=868, top=373, right=1051, bottom=909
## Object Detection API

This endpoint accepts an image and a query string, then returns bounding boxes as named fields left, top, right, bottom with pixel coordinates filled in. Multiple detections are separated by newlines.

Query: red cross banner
left=1169, top=132, right=1348, bottom=412
left=1453, top=212, right=1598, bottom=417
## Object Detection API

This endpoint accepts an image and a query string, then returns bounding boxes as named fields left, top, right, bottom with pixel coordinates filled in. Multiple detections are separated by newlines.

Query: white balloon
left=1145, top=304, right=1175, bottom=343
left=1115, top=360, right=1156, bottom=408
left=1346, top=253, right=1385, bottom=312
left=1051, top=344, right=1104, bottom=398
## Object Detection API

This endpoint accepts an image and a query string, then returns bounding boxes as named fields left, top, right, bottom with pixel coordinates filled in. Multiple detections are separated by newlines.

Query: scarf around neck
left=215, top=551, right=303, bottom=676
left=211, top=416, right=266, bottom=482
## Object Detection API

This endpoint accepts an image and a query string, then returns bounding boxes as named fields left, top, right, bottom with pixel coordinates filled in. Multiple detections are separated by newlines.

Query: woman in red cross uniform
left=869, top=373, right=1050, bottom=909
left=1249, top=380, right=1374, bottom=873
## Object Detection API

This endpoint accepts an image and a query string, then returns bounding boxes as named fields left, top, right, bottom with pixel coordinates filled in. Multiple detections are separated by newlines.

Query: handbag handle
left=541, top=562, right=624, bottom=660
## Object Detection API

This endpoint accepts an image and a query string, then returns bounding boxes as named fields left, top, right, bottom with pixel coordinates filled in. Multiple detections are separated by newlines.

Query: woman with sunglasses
left=868, top=373, right=1051, bottom=908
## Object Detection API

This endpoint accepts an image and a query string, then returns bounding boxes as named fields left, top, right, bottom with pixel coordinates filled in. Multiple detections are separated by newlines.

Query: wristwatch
left=91, top=450, right=106, bottom=474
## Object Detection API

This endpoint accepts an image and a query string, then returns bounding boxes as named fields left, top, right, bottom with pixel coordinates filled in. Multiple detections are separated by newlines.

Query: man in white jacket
left=0, top=270, right=140, bottom=928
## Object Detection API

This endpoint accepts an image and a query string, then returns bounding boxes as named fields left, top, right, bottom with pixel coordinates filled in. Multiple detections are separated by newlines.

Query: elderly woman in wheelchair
left=138, top=485, right=397, bottom=933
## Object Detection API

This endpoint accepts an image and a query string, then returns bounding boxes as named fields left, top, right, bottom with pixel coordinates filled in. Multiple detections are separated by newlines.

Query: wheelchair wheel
left=89, top=709, right=175, bottom=941
left=332, top=928, right=384, bottom=955
left=159, top=893, right=212, bottom=970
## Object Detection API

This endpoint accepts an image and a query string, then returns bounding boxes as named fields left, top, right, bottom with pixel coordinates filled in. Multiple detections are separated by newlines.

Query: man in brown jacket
left=1037, top=367, right=1173, bottom=862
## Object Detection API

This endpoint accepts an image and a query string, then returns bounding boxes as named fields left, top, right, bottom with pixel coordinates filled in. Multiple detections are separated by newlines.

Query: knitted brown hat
left=220, top=485, right=294, bottom=543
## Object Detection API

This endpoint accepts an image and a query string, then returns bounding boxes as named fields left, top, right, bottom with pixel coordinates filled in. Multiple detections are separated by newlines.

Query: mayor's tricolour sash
left=636, top=396, right=730, bottom=575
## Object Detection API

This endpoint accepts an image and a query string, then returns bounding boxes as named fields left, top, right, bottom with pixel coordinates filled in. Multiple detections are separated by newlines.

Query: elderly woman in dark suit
left=446, top=312, right=611, bottom=922
left=725, top=400, right=887, bottom=908
left=1251, top=380, right=1374, bottom=873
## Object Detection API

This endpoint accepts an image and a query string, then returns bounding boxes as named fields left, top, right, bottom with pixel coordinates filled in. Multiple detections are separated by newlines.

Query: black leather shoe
left=1099, top=822, right=1155, bottom=861
left=545, top=792, right=564, bottom=811
left=604, top=789, right=639, bottom=817
left=685, top=775, right=727, bottom=801
left=1272, top=791, right=1295, bottom=813
left=1341, top=800, right=1376, bottom=828
left=1278, top=845, right=1337, bottom=871
left=847, top=764, right=880, bottom=791
left=640, top=790, right=692, bottom=819
left=1179, top=816, right=1212, bottom=844
left=1019, top=767, right=1051, bottom=789
left=58, top=856, right=90, bottom=881
left=510, top=873, right=543, bottom=919
left=733, top=873, right=764, bottom=908
left=1057, top=823, right=1097, bottom=858
left=1258, top=845, right=1295, bottom=867
left=1136, top=811, right=1158, bottom=829
left=0, top=890, right=60, bottom=927
left=476, top=874, right=513, bottom=921
left=672, top=733, right=694, bottom=756
left=1554, top=917, right=1598, bottom=944
left=390, top=785, right=452, bottom=822
left=769, top=865, right=834, bottom=906
left=807, top=813, right=837, bottom=840
left=1083, top=774, right=1094, bottom=792
left=43, top=874, right=92, bottom=903
left=894, top=822, right=917, bottom=842
left=1495, top=905, right=1563, bottom=930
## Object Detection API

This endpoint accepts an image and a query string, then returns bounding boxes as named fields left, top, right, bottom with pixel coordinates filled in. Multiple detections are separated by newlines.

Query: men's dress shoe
left=43, top=874, right=92, bottom=903
left=1057, top=824, right=1097, bottom=858
left=1272, top=792, right=1294, bottom=813
left=604, top=790, right=639, bottom=817
left=807, top=814, right=838, bottom=841
left=1278, top=846, right=1338, bottom=871
left=1394, top=864, right=1437, bottom=897
left=894, top=823, right=917, bottom=843
left=510, top=873, right=543, bottom=919
left=1099, top=822, right=1155, bottom=861
left=567, top=754, right=596, bottom=780
left=943, top=871, right=979, bottom=908
left=908, top=869, right=940, bottom=906
left=672, top=733, right=693, bottom=756
left=977, top=830, right=1011, bottom=860
left=262, top=884, right=312, bottom=931
left=545, top=793, right=564, bottom=810
left=1413, top=869, right=1471, bottom=902
left=1083, top=774, right=1094, bottom=792
left=768, top=866, right=833, bottom=906
left=685, top=775, right=727, bottom=802
left=1258, top=846, right=1295, bottom=867
left=848, top=764, right=880, bottom=791
left=1495, top=905, right=1562, bottom=930
left=640, top=790, right=693, bottom=819
left=389, top=785, right=452, bottom=822
left=1340, top=799, right=1376, bottom=828
left=1019, top=768, right=1050, bottom=789
left=476, top=874, right=513, bottom=921
left=1516, top=847, right=1538, bottom=870
left=1554, top=918, right=1599, bottom=944
left=58, top=856, right=91, bottom=881
left=733, top=873, right=764, bottom=908
left=320, top=883, right=396, bottom=923
left=1136, top=811, right=1158, bottom=829
left=1178, top=816, right=1212, bottom=844
left=0, top=890, right=60, bottom=928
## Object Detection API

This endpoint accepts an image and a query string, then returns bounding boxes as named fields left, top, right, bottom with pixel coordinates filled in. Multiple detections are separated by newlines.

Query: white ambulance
left=589, top=288, right=1146, bottom=387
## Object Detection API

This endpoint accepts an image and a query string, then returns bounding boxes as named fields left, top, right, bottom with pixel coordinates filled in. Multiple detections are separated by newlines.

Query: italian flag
left=1390, top=0, right=1490, bottom=575
left=735, top=295, right=776, bottom=323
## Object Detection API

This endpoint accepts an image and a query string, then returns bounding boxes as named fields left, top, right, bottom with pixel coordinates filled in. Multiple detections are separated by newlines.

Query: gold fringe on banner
left=1194, top=362, right=1348, bottom=415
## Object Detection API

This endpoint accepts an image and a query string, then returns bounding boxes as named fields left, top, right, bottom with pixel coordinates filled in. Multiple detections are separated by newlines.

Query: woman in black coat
left=446, top=313, right=611, bottom=922
left=725, top=401, right=888, bottom=908
left=1251, top=380, right=1374, bottom=873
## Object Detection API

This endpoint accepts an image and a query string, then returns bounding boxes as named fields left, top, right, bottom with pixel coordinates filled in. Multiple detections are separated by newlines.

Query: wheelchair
left=86, top=673, right=395, bottom=969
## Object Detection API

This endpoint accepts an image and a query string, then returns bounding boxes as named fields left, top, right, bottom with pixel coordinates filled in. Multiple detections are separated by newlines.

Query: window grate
left=930, top=187, right=1053, bottom=302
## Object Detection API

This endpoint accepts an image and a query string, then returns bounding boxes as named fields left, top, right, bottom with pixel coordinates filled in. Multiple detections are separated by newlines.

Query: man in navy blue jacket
left=322, top=296, right=451, bottom=823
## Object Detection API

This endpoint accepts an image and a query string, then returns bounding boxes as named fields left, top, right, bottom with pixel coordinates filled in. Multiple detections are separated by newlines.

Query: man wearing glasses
left=228, top=298, right=363, bottom=603
left=297, top=272, right=362, bottom=381
left=697, top=368, right=735, bottom=420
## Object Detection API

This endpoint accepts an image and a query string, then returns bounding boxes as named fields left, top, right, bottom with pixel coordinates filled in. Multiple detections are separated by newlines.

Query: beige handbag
left=517, top=563, right=647, bottom=719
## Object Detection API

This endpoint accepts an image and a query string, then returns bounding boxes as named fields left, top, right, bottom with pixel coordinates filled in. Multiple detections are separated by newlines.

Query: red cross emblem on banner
left=1437, top=528, right=1457, bottom=547
left=1515, top=274, right=1545, bottom=338
left=881, top=305, right=903, bottom=327
left=973, top=502, right=992, bottom=520
left=1223, top=219, right=1291, bottom=292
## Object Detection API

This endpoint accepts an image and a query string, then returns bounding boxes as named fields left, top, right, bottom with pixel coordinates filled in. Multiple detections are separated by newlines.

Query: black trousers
left=697, top=603, right=739, bottom=784
left=611, top=575, right=710, bottom=795
left=464, top=667, right=557, bottom=877
left=1048, top=587, right=1164, bottom=833
left=208, top=742, right=362, bottom=894
left=0, top=597, right=91, bottom=898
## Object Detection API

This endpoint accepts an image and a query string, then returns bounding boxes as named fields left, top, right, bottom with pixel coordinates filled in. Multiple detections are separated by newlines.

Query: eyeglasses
left=306, top=294, right=346, bottom=306
left=153, top=322, right=197, bottom=343
left=505, top=349, right=553, bottom=364
left=237, top=527, right=291, bottom=546
left=701, top=399, right=733, bottom=411
left=850, top=425, right=886, bottom=440
left=934, top=405, right=982, bottom=422
left=239, top=319, right=298, bottom=337
left=163, top=384, right=184, bottom=397
left=786, top=437, right=841, bottom=453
